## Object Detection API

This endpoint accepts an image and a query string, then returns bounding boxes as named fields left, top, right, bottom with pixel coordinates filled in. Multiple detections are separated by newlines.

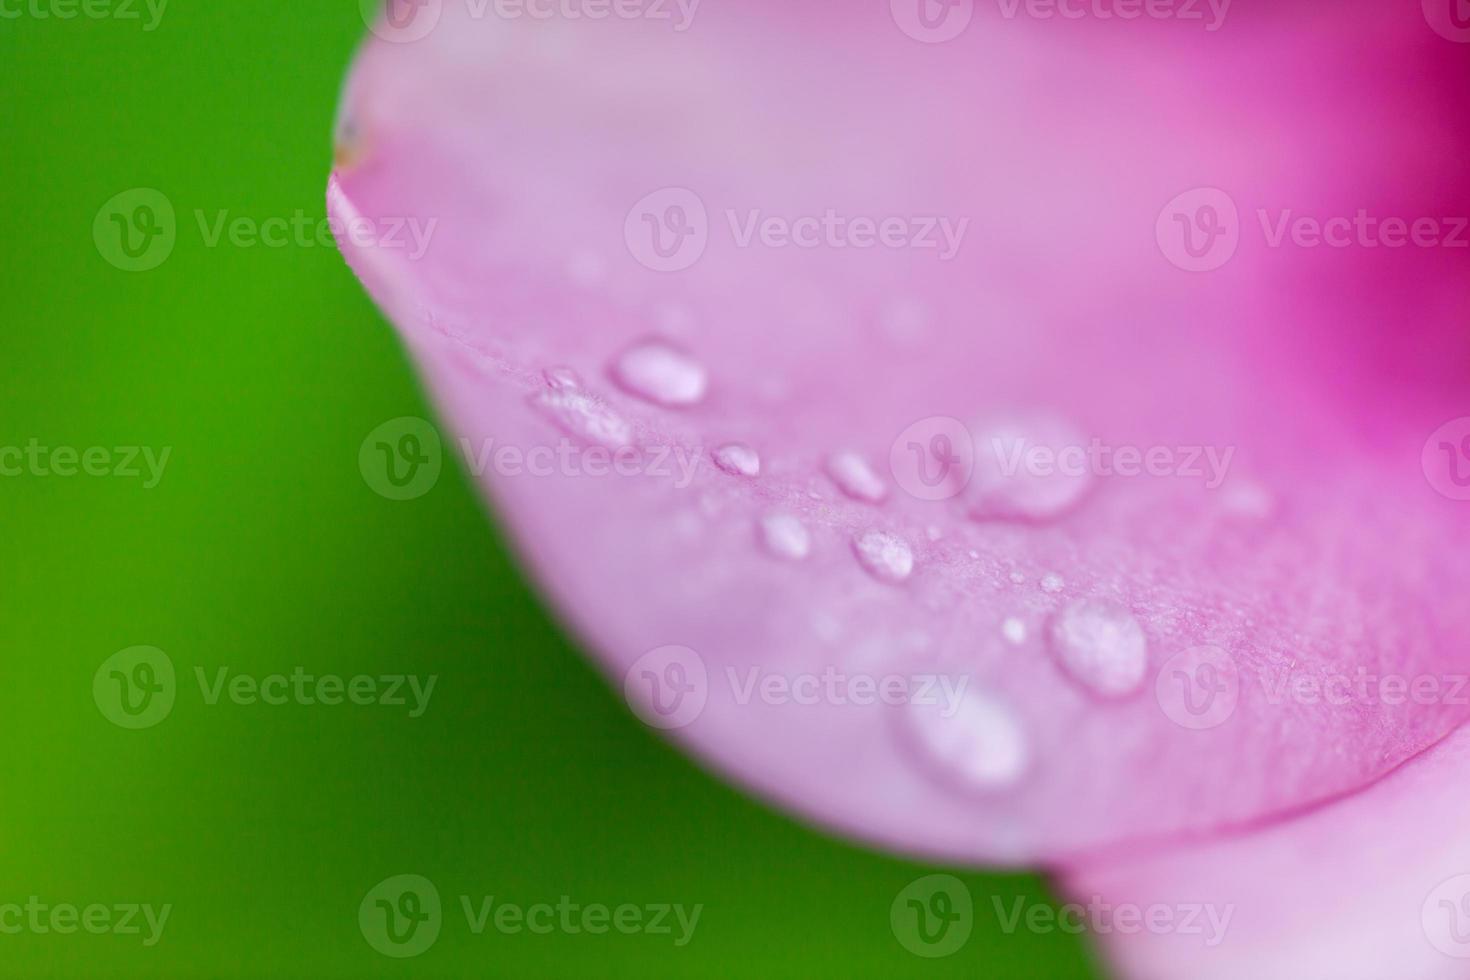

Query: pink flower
left=331, top=2, right=1470, bottom=974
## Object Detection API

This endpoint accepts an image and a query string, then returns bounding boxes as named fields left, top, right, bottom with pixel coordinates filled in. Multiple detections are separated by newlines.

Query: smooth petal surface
left=1063, top=727, right=1470, bottom=980
left=331, top=1, right=1470, bottom=862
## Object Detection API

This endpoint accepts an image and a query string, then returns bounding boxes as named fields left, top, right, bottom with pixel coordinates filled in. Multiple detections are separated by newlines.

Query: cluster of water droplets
left=532, top=333, right=1176, bottom=796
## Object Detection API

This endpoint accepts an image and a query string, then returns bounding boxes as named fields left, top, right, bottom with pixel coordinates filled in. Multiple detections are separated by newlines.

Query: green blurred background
left=0, top=5, right=1098, bottom=977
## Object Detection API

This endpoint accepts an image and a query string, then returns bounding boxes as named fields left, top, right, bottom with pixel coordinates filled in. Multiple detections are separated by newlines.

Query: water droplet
left=967, top=414, right=1093, bottom=523
left=544, top=366, right=582, bottom=390
left=1040, top=572, right=1065, bottom=594
left=903, top=691, right=1029, bottom=792
left=611, top=340, right=707, bottom=407
left=532, top=389, right=632, bottom=448
left=968, top=549, right=981, bottom=560
left=925, top=525, right=943, bottom=542
left=759, top=513, right=810, bottom=561
left=853, top=530, right=914, bottom=583
left=1048, top=600, right=1148, bottom=698
left=826, top=452, right=888, bottom=503
left=1002, top=617, right=1027, bottom=645
left=1009, top=571, right=1026, bottom=585
left=713, top=443, right=761, bottom=477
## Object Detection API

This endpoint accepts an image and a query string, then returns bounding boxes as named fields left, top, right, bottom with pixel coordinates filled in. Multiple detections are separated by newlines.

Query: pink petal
left=330, top=1, right=1470, bottom=863
left=1062, top=726, right=1470, bottom=979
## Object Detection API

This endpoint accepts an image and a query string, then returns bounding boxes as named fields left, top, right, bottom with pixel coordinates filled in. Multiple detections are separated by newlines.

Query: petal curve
left=331, top=1, right=1470, bottom=862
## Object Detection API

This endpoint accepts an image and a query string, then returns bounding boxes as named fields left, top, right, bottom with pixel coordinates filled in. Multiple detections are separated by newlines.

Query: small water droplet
left=826, top=452, right=888, bottom=503
left=968, top=549, right=981, bottom=560
left=902, top=691, right=1029, bottom=792
left=532, top=389, right=632, bottom=448
left=1009, top=571, right=1026, bottom=585
left=1040, top=572, right=1065, bottom=594
left=759, top=513, right=810, bottom=561
left=1002, top=617, right=1027, bottom=645
left=852, top=530, right=914, bottom=583
left=925, top=525, right=943, bottom=542
left=968, top=414, right=1093, bottom=523
left=713, top=442, right=761, bottom=477
left=1047, top=599, right=1148, bottom=698
left=544, top=366, right=582, bottom=390
left=611, top=340, right=708, bottom=407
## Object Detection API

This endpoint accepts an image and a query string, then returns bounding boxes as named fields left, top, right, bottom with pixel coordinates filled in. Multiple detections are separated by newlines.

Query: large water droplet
left=611, top=340, right=708, bottom=407
left=1047, top=599, right=1148, bottom=698
left=903, top=691, right=1029, bottom=792
left=826, top=452, right=888, bottom=503
left=759, top=513, right=811, bottom=561
left=713, top=442, right=761, bottom=477
left=852, top=530, right=914, bottom=583
left=967, top=414, right=1093, bottom=523
left=532, top=389, right=632, bottom=448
